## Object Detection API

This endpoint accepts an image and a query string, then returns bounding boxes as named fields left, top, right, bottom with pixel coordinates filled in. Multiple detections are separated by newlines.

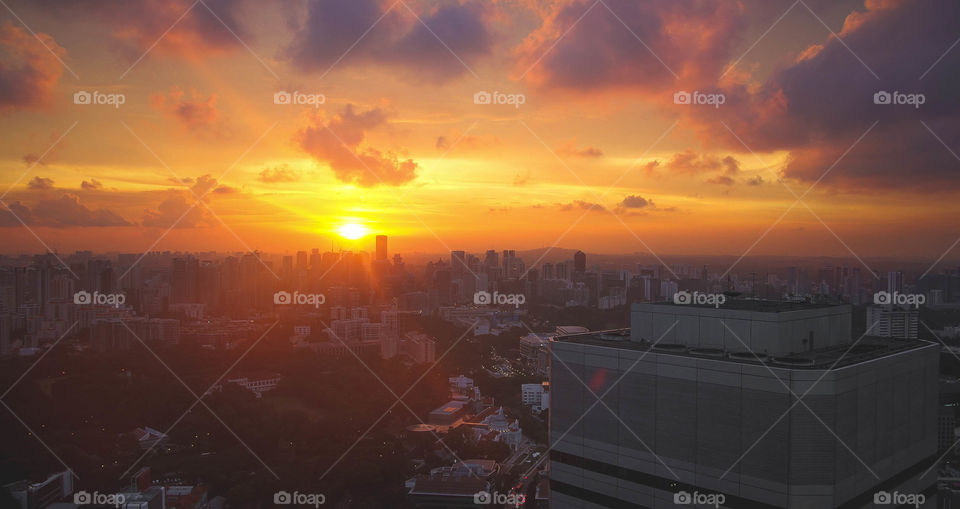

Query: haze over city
left=1, top=0, right=960, bottom=508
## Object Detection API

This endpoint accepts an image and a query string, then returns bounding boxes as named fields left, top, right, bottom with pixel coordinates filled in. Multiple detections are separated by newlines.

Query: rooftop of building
left=429, top=400, right=467, bottom=416
left=634, top=298, right=841, bottom=313
left=554, top=328, right=934, bottom=370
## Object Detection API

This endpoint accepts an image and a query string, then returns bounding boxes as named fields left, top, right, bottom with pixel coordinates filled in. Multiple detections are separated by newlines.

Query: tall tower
left=376, top=235, right=388, bottom=261
left=573, top=250, right=586, bottom=274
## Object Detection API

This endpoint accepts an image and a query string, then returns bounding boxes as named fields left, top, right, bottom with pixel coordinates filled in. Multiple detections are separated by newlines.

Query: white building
left=449, top=375, right=474, bottom=393
left=867, top=305, right=919, bottom=339
left=521, top=382, right=549, bottom=412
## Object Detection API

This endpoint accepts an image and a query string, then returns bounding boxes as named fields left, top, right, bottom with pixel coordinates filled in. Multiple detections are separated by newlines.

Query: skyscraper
left=550, top=300, right=937, bottom=508
left=376, top=235, right=388, bottom=261
left=451, top=250, right=467, bottom=277
left=573, top=250, right=586, bottom=274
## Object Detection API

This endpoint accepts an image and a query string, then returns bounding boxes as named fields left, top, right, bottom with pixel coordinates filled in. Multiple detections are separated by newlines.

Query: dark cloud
left=27, top=176, right=54, bottom=190
left=558, top=200, right=603, bottom=212
left=141, top=193, right=207, bottom=228
left=33, top=0, right=250, bottom=58
left=141, top=174, right=223, bottom=228
left=0, top=24, right=65, bottom=112
left=688, top=0, right=960, bottom=191
left=746, top=175, right=764, bottom=186
left=664, top=151, right=741, bottom=177
left=150, top=87, right=220, bottom=134
left=284, top=0, right=492, bottom=82
left=618, top=195, right=651, bottom=208
left=258, top=165, right=300, bottom=183
left=515, top=0, right=743, bottom=92
left=0, top=194, right=131, bottom=227
left=295, top=105, right=418, bottom=187
left=81, top=179, right=103, bottom=190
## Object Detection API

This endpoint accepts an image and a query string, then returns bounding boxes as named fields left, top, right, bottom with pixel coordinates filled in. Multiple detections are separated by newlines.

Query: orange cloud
left=0, top=24, right=66, bottom=112
left=150, top=87, right=220, bottom=134
left=295, top=105, right=418, bottom=187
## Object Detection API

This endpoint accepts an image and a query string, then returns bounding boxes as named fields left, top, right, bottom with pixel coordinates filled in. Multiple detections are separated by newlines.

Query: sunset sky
left=0, top=0, right=958, bottom=260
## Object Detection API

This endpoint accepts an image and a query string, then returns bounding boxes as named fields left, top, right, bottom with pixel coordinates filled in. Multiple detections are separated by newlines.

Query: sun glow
left=337, top=223, right=369, bottom=240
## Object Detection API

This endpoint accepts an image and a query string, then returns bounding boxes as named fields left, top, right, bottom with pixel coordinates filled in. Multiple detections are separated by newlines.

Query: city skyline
left=2, top=1, right=960, bottom=508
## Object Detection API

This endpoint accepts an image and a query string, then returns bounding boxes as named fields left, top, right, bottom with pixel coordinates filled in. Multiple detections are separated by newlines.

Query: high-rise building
left=867, top=304, right=919, bottom=339
left=542, top=263, right=555, bottom=280
left=887, top=271, right=904, bottom=295
left=450, top=250, right=467, bottom=277
left=296, top=251, right=308, bottom=270
left=550, top=300, right=937, bottom=508
left=573, top=250, right=586, bottom=274
left=376, top=235, right=388, bottom=261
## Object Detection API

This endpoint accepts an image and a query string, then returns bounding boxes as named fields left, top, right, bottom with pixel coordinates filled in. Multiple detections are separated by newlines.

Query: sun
left=337, top=223, right=369, bottom=240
